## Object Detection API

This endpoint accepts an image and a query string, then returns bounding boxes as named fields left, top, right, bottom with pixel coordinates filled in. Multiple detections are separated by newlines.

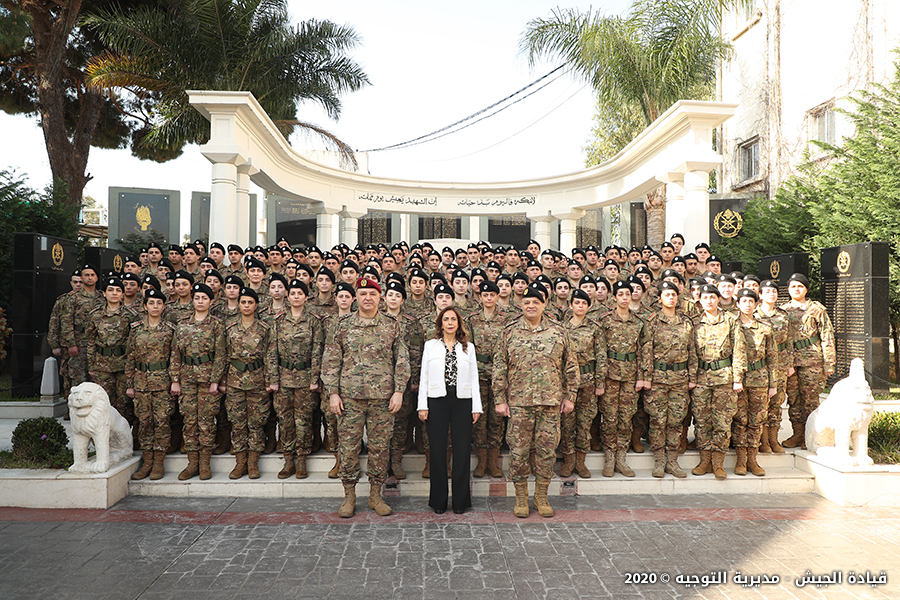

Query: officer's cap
left=356, top=277, right=381, bottom=293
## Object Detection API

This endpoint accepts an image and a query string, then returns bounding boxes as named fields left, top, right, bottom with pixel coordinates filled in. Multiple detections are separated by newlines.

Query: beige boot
left=631, top=427, right=644, bottom=453
left=487, top=448, right=504, bottom=478
left=131, top=450, right=154, bottom=480
left=614, top=449, right=635, bottom=477
left=229, top=450, right=248, bottom=479
left=198, top=448, right=213, bottom=480
left=781, top=421, right=805, bottom=448
left=734, top=447, right=748, bottom=476
left=295, top=454, right=308, bottom=479
left=712, top=451, right=727, bottom=480
left=368, top=483, right=392, bottom=516
left=768, top=425, right=786, bottom=453
left=574, top=451, right=591, bottom=478
left=473, top=448, right=487, bottom=478
left=149, top=450, right=166, bottom=480
left=558, top=453, right=575, bottom=477
left=178, top=451, right=199, bottom=480
left=247, top=450, right=261, bottom=479
left=692, top=450, right=712, bottom=476
left=665, top=449, right=687, bottom=478
left=391, top=449, right=406, bottom=480
left=277, top=452, right=295, bottom=479
left=513, top=481, right=529, bottom=518
left=602, top=449, right=615, bottom=478
left=747, top=447, right=766, bottom=476
left=339, top=482, right=356, bottom=518
left=651, top=449, right=665, bottom=478
left=328, top=452, right=340, bottom=478
left=533, top=479, right=554, bottom=518
left=422, top=453, right=431, bottom=479
left=758, top=426, right=772, bottom=453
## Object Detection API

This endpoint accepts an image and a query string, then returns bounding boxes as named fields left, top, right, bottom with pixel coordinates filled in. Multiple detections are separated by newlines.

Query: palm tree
left=521, top=0, right=740, bottom=246
left=83, top=0, right=370, bottom=168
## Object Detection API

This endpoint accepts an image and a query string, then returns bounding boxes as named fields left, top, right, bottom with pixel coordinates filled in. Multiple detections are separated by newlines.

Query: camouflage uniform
left=782, top=300, right=836, bottom=425
left=165, top=300, right=195, bottom=325
left=48, top=291, right=74, bottom=396
left=61, top=289, right=103, bottom=386
left=492, top=315, right=579, bottom=482
left=560, top=317, right=603, bottom=455
left=223, top=317, right=279, bottom=452
left=735, top=318, right=776, bottom=448
left=321, top=311, right=410, bottom=485
left=756, top=305, right=795, bottom=427
left=274, top=309, right=323, bottom=455
left=125, top=318, right=177, bottom=451
left=388, top=310, right=424, bottom=455
left=172, top=313, right=227, bottom=451
left=466, top=308, right=511, bottom=450
left=646, top=311, right=698, bottom=452
left=692, top=310, right=747, bottom=451
left=87, top=304, right=140, bottom=423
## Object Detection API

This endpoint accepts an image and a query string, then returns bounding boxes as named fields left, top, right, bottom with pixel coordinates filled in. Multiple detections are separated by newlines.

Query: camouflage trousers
left=631, top=391, right=650, bottom=433
left=226, top=389, right=270, bottom=452
left=645, top=383, right=689, bottom=452
left=338, top=397, right=394, bottom=485
left=134, top=390, right=175, bottom=452
left=600, top=378, right=638, bottom=451
left=473, top=377, right=506, bottom=450
left=179, top=382, right=218, bottom=451
left=506, top=405, right=560, bottom=483
left=765, top=373, right=788, bottom=427
left=787, top=365, right=825, bottom=425
left=390, top=388, right=416, bottom=453
left=559, top=387, right=598, bottom=455
left=691, top=384, right=737, bottom=452
left=733, top=386, right=768, bottom=448
left=274, top=386, right=317, bottom=455
left=67, top=345, right=88, bottom=387
left=92, top=370, right=133, bottom=424
left=57, top=354, right=71, bottom=399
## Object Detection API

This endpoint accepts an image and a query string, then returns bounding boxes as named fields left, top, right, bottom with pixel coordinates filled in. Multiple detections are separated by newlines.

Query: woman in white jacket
left=418, top=306, right=482, bottom=514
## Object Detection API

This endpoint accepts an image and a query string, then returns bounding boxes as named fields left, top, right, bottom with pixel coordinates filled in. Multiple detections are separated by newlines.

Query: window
left=809, top=104, right=836, bottom=145
left=739, top=137, right=759, bottom=182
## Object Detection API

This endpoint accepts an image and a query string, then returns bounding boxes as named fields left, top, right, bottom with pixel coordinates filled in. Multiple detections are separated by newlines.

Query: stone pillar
left=682, top=169, right=711, bottom=249
left=528, top=214, right=556, bottom=253
left=399, top=213, right=412, bottom=243
left=210, top=162, right=238, bottom=244
left=235, top=163, right=258, bottom=248
left=340, top=208, right=366, bottom=247
left=660, top=172, right=686, bottom=244
left=312, top=206, right=341, bottom=249
left=552, top=209, right=585, bottom=255
left=468, top=216, right=481, bottom=243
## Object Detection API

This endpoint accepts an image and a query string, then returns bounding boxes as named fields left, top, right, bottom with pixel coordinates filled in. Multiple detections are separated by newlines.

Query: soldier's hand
left=309, top=383, right=319, bottom=391
left=595, top=386, right=604, bottom=396
left=171, top=382, right=181, bottom=395
left=219, top=384, right=227, bottom=394
left=388, top=391, right=403, bottom=414
left=768, top=387, right=777, bottom=398
left=733, top=382, right=744, bottom=392
left=472, top=412, right=480, bottom=424
left=824, top=368, right=835, bottom=378
left=68, top=346, right=79, bottom=356
left=560, top=399, right=574, bottom=414
left=688, top=382, right=697, bottom=390
left=267, top=384, right=279, bottom=393
left=495, top=402, right=510, bottom=417
left=788, top=367, right=796, bottom=377
left=418, top=410, right=429, bottom=421
left=209, top=383, right=218, bottom=394
left=126, top=387, right=135, bottom=398
left=330, top=393, right=344, bottom=416
left=52, top=348, right=62, bottom=356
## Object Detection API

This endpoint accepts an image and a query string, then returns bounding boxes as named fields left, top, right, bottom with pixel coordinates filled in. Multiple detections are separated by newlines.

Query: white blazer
left=417, top=339, right=482, bottom=413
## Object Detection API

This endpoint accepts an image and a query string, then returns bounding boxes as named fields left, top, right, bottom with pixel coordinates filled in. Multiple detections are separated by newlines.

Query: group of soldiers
left=46, top=233, right=836, bottom=518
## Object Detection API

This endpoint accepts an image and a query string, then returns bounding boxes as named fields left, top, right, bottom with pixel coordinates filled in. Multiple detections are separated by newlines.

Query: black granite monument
left=758, top=253, right=810, bottom=302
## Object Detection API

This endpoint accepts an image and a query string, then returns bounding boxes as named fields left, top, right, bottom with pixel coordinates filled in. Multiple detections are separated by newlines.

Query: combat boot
left=487, top=448, right=504, bottom=478
left=614, top=449, right=635, bottom=477
left=712, top=451, right=727, bottom=480
left=747, top=447, right=766, bottom=476
left=768, top=425, right=786, bottom=454
left=178, top=451, right=199, bottom=480
left=198, top=449, right=212, bottom=480
left=574, top=451, right=591, bottom=478
left=229, top=450, right=248, bottom=479
left=391, top=450, right=406, bottom=480
left=368, top=483, right=392, bottom=516
left=339, top=482, right=356, bottom=518
left=328, top=452, right=340, bottom=478
left=692, top=450, right=712, bottom=476
left=631, top=426, right=644, bottom=453
left=263, top=421, right=277, bottom=454
left=651, top=449, right=666, bottom=478
left=213, top=426, right=231, bottom=455
left=513, top=482, right=529, bottom=518
left=247, top=451, right=261, bottom=479
left=149, top=450, right=166, bottom=480
left=758, top=426, right=772, bottom=453
left=473, top=448, right=488, bottom=478
left=558, top=453, right=575, bottom=477
left=602, top=449, right=615, bottom=477
left=533, top=479, right=554, bottom=518
left=277, top=453, right=295, bottom=479
left=295, top=454, right=308, bottom=479
left=665, top=449, right=686, bottom=478
left=781, top=421, right=805, bottom=448
left=678, top=424, right=689, bottom=454
left=422, top=453, right=430, bottom=479
left=734, top=447, right=748, bottom=476
left=131, top=450, right=154, bottom=480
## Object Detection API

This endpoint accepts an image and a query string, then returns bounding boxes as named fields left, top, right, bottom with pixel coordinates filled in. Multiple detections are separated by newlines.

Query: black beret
left=191, top=283, right=214, bottom=299
left=81, top=264, right=99, bottom=275
left=205, top=269, right=224, bottom=284
left=124, top=256, right=141, bottom=267
left=306, top=246, right=323, bottom=257
left=634, top=266, right=654, bottom=279
left=717, top=274, right=737, bottom=285
left=142, top=274, right=161, bottom=290
left=210, top=242, right=225, bottom=252
left=148, top=242, right=163, bottom=252
left=699, top=284, right=721, bottom=296
left=658, top=281, right=679, bottom=293
left=451, top=269, right=470, bottom=281
left=526, top=260, right=542, bottom=269
left=736, top=288, right=759, bottom=301
left=224, top=275, right=244, bottom=287
left=361, top=265, right=379, bottom=277
left=287, top=279, right=309, bottom=296
left=104, top=277, right=124, bottom=291
left=743, top=274, right=760, bottom=283
left=626, top=275, right=645, bottom=292
left=760, top=279, right=779, bottom=290
left=689, top=277, right=706, bottom=287
left=612, top=280, right=631, bottom=295
left=340, top=259, right=359, bottom=272
left=512, top=272, right=529, bottom=283
left=296, top=264, right=314, bottom=277
left=660, top=242, right=674, bottom=250
left=334, top=282, right=355, bottom=296
left=571, top=248, right=586, bottom=258
left=184, top=243, right=200, bottom=254
left=695, top=242, right=711, bottom=251
left=706, top=255, right=722, bottom=265
left=408, top=268, right=428, bottom=282
left=168, top=245, right=184, bottom=255
left=199, top=257, right=217, bottom=267
left=121, top=272, right=141, bottom=283
left=671, top=256, right=686, bottom=265
left=244, top=257, right=266, bottom=271
left=433, top=283, right=454, bottom=299
left=603, top=259, right=620, bottom=268
left=480, top=281, right=499, bottom=294
left=173, top=270, right=194, bottom=284
left=430, top=272, right=448, bottom=285
left=684, top=253, right=698, bottom=261
left=316, top=267, right=336, bottom=283
left=661, top=269, right=684, bottom=284
left=534, top=274, right=552, bottom=286
left=730, top=271, right=745, bottom=279
left=143, top=288, right=166, bottom=302
left=570, top=289, right=591, bottom=305
left=671, top=233, right=685, bottom=242
left=386, top=272, right=405, bottom=286
left=578, top=275, right=596, bottom=287
left=269, top=273, right=288, bottom=288
left=496, top=274, right=513, bottom=284
left=585, top=245, right=599, bottom=253
left=471, top=268, right=487, bottom=279
left=227, top=244, right=243, bottom=253
left=523, top=284, right=547, bottom=302
left=789, top=273, right=810, bottom=289
left=165, top=272, right=176, bottom=281
left=385, top=280, right=407, bottom=299
left=239, top=287, right=259, bottom=303
left=486, top=261, right=502, bottom=271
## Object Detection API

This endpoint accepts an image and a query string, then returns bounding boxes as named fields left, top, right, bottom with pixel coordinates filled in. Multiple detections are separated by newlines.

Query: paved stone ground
left=1, top=493, right=899, bottom=600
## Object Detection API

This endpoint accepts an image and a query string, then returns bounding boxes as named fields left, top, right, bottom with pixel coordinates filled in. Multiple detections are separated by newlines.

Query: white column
left=312, top=206, right=341, bottom=249
left=529, top=214, right=556, bottom=253
left=682, top=169, right=711, bottom=248
left=660, top=172, right=686, bottom=244
left=210, top=162, right=237, bottom=245
left=399, top=213, right=412, bottom=243
left=235, top=163, right=257, bottom=248
left=340, top=208, right=366, bottom=247
left=552, top=209, right=585, bottom=256
left=468, top=216, right=481, bottom=243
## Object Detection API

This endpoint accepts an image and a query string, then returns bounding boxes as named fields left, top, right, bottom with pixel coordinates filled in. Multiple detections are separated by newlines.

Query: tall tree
left=83, top=0, right=370, bottom=168
left=520, top=0, right=738, bottom=246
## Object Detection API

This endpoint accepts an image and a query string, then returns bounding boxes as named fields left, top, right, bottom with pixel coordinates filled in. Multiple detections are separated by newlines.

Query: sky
left=0, top=0, right=632, bottom=234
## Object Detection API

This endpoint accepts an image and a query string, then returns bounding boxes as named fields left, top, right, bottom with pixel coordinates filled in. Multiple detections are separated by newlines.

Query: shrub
left=867, top=411, right=900, bottom=465
left=11, top=417, right=69, bottom=462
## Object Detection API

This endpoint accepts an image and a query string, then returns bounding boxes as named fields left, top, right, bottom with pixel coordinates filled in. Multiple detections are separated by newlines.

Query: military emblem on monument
left=713, top=209, right=743, bottom=238
left=837, top=250, right=851, bottom=274
left=769, top=259, right=780, bottom=279
left=136, top=204, right=152, bottom=231
left=113, top=254, right=123, bottom=272
left=52, top=242, right=64, bottom=267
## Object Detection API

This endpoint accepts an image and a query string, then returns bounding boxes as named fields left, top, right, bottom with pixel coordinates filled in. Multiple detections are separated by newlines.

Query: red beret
left=356, top=277, right=382, bottom=293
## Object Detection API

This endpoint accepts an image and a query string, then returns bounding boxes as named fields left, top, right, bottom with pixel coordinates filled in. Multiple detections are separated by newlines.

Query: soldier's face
left=71, top=276, right=83, bottom=291
left=297, top=271, right=310, bottom=284
left=671, top=238, right=684, bottom=254
left=383, top=257, right=396, bottom=272
left=513, top=279, right=527, bottom=295
left=184, top=249, right=198, bottom=264
left=428, top=255, right=441, bottom=270
left=169, top=251, right=182, bottom=263
left=506, top=250, right=519, bottom=265
left=615, top=289, right=631, bottom=309
left=744, top=280, right=760, bottom=294
left=288, top=288, right=307, bottom=308
left=82, top=270, right=97, bottom=286
left=174, top=279, right=191, bottom=298
left=571, top=298, right=589, bottom=317
left=604, top=266, right=619, bottom=281
left=335, top=291, right=354, bottom=310
left=357, top=288, right=379, bottom=314
left=596, top=284, right=608, bottom=302
left=629, top=251, right=641, bottom=264
left=105, top=286, right=123, bottom=304
left=661, top=248, right=674, bottom=262
left=761, top=287, right=779, bottom=304
left=228, top=250, right=242, bottom=264
left=738, top=296, right=757, bottom=316
left=718, top=282, right=735, bottom=299
left=325, top=258, right=339, bottom=272
left=409, top=277, right=427, bottom=296
left=696, top=248, right=710, bottom=261
left=146, top=298, right=165, bottom=316
left=248, top=268, right=264, bottom=284
left=673, top=262, right=685, bottom=274
left=193, top=293, right=211, bottom=312
left=209, top=248, right=224, bottom=264
left=123, top=281, right=139, bottom=297
left=685, top=259, right=698, bottom=274
left=341, top=269, right=357, bottom=284
left=648, top=256, right=662, bottom=270
left=487, top=268, right=499, bottom=281
left=467, top=249, right=480, bottom=264
left=225, top=284, right=241, bottom=299
left=472, top=276, right=485, bottom=290
left=495, top=254, right=506, bottom=267
left=527, top=243, right=540, bottom=257
left=149, top=248, right=162, bottom=262
left=308, top=253, right=322, bottom=268
left=140, top=252, right=148, bottom=265
left=580, top=284, right=597, bottom=300
left=541, top=255, right=554, bottom=269
left=385, top=290, right=404, bottom=311
left=268, top=252, right=282, bottom=266
left=269, top=281, right=286, bottom=300
left=481, top=291, right=498, bottom=309
left=526, top=267, right=541, bottom=281
left=700, top=293, right=720, bottom=312
left=452, top=279, right=469, bottom=297
left=567, top=265, right=582, bottom=280
left=637, top=273, right=651, bottom=288
left=555, top=283, right=570, bottom=299
left=522, top=297, right=543, bottom=319
left=434, top=294, right=454, bottom=311
left=586, top=251, right=598, bottom=266
left=205, top=277, right=221, bottom=293
left=239, top=297, right=258, bottom=315
left=788, top=281, right=807, bottom=301
left=659, top=289, right=677, bottom=309
left=630, top=284, right=643, bottom=301
left=392, top=249, right=405, bottom=264
left=497, top=280, right=511, bottom=298
left=316, top=276, right=333, bottom=294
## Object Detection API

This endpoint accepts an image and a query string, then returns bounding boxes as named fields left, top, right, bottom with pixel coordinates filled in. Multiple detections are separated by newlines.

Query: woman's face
left=441, top=311, right=458, bottom=337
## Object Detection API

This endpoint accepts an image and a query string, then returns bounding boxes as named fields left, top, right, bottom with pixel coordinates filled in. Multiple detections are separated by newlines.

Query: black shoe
left=453, top=509, right=465, bottom=514
left=434, top=508, right=445, bottom=514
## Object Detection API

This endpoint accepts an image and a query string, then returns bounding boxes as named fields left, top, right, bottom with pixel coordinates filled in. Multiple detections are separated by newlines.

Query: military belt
left=746, top=359, right=766, bottom=372
left=579, top=361, right=596, bottom=375
left=698, top=358, right=732, bottom=371
left=136, top=361, right=169, bottom=372
left=231, top=358, right=264, bottom=372
left=653, top=361, right=688, bottom=372
left=776, top=341, right=791, bottom=352
left=279, top=358, right=310, bottom=371
left=182, top=352, right=214, bottom=366
left=475, top=352, right=493, bottom=364
left=793, top=333, right=821, bottom=350
left=607, top=350, right=637, bottom=362
left=96, top=346, right=126, bottom=357
left=74, top=325, right=86, bottom=333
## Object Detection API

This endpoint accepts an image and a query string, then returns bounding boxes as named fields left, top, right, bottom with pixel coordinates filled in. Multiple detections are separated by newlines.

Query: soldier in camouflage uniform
left=61, top=264, right=103, bottom=387
left=645, top=281, right=697, bottom=479
left=222, top=288, right=279, bottom=480
left=691, top=284, right=747, bottom=480
left=734, top=288, right=776, bottom=476
left=171, top=283, right=226, bottom=480
left=322, top=278, right=410, bottom=518
left=781, top=273, right=836, bottom=449
left=126, top=289, right=178, bottom=481
left=756, top=279, right=794, bottom=453
left=48, top=270, right=82, bottom=399
left=493, top=284, right=578, bottom=518
left=273, top=280, right=323, bottom=479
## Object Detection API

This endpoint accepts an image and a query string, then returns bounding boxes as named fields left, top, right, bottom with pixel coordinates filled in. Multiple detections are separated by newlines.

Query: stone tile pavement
left=2, top=493, right=899, bottom=599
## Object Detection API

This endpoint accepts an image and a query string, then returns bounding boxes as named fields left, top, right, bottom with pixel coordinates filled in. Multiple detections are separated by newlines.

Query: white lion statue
left=68, top=382, right=134, bottom=473
left=806, top=358, right=875, bottom=466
